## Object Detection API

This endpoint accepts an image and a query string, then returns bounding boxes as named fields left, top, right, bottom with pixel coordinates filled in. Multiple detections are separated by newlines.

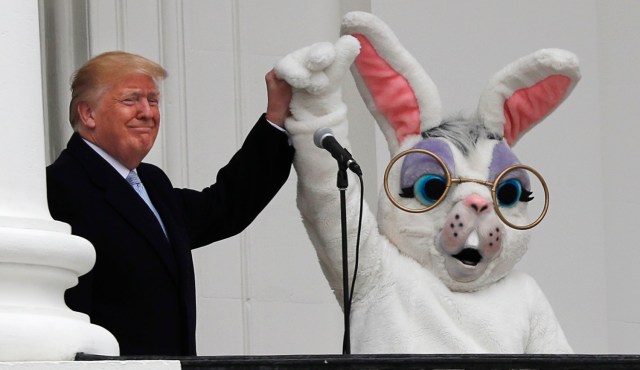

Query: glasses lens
left=493, top=165, right=549, bottom=230
left=384, top=149, right=450, bottom=213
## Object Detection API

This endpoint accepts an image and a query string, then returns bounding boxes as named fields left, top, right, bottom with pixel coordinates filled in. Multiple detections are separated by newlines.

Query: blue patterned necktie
left=126, top=170, right=168, bottom=238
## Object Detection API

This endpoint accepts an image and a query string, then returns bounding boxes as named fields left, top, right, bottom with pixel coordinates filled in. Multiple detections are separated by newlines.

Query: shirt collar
left=82, top=138, right=133, bottom=179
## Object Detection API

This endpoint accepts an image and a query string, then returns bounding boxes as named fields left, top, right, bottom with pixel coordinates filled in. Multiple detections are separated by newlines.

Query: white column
left=0, top=0, right=118, bottom=361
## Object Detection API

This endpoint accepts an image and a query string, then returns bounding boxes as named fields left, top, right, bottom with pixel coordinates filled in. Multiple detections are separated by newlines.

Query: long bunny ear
left=477, top=49, right=581, bottom=146
left=341, top=11, right=442, bottom=154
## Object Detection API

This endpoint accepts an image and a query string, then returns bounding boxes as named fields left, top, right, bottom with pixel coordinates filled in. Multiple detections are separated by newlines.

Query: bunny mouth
left=452, top=248, right=482, bottom=266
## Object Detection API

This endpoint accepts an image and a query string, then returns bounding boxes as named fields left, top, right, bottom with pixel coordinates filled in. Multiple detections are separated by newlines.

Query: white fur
left=275, top=11, right=577, bottom=354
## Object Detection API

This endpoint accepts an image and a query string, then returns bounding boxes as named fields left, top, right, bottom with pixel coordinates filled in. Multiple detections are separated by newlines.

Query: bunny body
left=276, top=12, right=579, bottom=354
left=350, top=266, right=561, bottom=353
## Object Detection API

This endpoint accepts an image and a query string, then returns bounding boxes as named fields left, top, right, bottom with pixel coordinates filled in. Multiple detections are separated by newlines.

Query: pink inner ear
left=504, top=75, right=571, bottom=145
left=353, top=34, right=421, bottom=143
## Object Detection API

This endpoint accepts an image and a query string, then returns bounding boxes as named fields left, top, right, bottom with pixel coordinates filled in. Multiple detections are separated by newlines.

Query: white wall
left=40, top=0, right=640, bottom=356
left=597, top=0, right=640, bottom=354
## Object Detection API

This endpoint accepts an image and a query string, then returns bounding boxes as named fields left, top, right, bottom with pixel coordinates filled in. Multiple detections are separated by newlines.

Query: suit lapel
left=139, top=166, right=195, bottom=280
left=104, top=187, right=179, bottom=281
left=139, top=170, right=183, bottom=247
left=140, top=166, right=198, bottom=347
left=66, top=134, right=180, bottom=283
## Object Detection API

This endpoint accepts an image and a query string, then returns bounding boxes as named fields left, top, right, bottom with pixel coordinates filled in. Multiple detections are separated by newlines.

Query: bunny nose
left=464, top=194, right=490, bottom=214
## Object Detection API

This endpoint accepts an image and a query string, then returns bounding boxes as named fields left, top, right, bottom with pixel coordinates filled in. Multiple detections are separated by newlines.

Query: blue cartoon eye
left=413, top=174, right=447, bottom=205
left=496, top=178, right=523, bottom=207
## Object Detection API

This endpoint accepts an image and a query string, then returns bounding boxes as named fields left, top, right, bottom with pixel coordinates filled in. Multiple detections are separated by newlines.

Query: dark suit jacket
left=46, top=115, right=294, bottom=356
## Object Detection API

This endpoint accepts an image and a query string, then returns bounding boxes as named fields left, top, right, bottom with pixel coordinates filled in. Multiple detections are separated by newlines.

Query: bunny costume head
left=343, top=12, right=579, bottom=292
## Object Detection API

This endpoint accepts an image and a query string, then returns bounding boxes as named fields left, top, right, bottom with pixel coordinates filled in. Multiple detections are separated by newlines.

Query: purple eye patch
left=400, top=139, right=454, bottom=189
left=489, top=142, right=530, bottom=188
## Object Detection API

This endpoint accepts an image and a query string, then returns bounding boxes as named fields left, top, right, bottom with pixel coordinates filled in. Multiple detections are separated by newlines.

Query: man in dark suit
left=46, top=51, right=294, bottom=356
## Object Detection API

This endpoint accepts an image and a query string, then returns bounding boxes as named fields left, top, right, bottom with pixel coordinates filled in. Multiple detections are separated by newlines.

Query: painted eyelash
left=399, top=187, right=413, bottom=198
left=520, top=189, right=534, bottom=202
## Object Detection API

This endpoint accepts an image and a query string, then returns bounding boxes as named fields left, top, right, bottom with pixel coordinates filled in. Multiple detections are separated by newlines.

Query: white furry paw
left=275, top=35, right=360, bottom=96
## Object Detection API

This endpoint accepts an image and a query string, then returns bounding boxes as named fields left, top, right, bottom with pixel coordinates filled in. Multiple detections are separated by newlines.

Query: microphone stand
left=336, top=160, right=351, bottom=355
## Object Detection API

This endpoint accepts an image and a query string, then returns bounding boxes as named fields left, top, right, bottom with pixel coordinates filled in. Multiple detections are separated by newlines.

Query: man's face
left=83, top=73, right=161, bottom=169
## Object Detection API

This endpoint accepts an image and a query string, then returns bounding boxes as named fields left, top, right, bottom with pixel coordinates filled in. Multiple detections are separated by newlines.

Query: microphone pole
left=336, top=159, right=351, bottom=355
left=314, top=127, right=358, bottom=355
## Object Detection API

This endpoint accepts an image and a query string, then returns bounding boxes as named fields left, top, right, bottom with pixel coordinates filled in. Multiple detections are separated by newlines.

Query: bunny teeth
left=452, top=231, right=483, bottom=266
left=464, top=230, right=480, bottom=249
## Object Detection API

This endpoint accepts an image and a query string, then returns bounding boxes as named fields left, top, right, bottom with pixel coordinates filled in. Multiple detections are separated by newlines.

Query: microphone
left=313, top=128, right=362, bottom=176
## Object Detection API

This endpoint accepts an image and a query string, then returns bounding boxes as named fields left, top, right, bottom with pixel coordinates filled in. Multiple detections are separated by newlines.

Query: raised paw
left=275, top=35, right=360, bottom=96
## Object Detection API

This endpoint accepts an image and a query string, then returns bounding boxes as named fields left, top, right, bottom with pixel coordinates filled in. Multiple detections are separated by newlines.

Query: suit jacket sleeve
left=170, top=114, right=294, bottom=248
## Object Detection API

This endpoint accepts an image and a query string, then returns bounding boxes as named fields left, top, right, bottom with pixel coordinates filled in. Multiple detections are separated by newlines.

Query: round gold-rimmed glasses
left=383, top=149, right=549, bottom=230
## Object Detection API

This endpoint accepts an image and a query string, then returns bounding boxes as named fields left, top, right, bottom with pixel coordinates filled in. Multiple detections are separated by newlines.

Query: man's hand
left=265, top=69, right=292, bottom=127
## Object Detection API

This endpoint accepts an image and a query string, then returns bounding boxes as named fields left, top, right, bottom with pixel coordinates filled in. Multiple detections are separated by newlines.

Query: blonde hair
left=69, top=51, right=168, bottom=129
